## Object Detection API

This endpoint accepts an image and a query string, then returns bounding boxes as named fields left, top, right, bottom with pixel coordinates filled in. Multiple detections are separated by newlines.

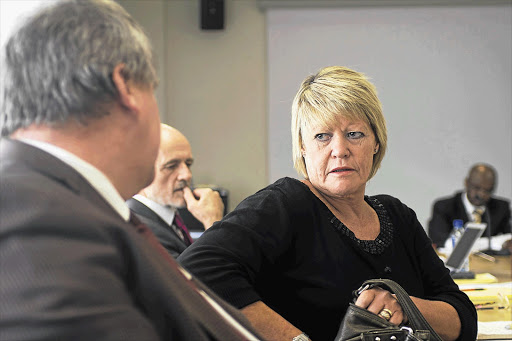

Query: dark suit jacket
left=126, top=198, right=188, bottom=258
left=0, top=138, right=261, bottom=341
left=428, top=191, right=511, bottom=248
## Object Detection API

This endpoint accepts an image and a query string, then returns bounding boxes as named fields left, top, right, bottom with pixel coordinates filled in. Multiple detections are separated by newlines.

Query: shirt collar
left=133, top=194, right=176, bottom=226
left=462, top=192, right=486, bottom=217
left=19, top=138, right=130, bottom=222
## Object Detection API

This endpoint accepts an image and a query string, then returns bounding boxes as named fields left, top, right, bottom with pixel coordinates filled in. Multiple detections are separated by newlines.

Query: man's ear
left=112, top=63, right=137, bottom=112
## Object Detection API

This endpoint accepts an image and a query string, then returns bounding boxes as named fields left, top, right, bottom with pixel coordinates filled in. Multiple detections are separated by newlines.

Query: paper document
left=478, top=321, right=512, bottom=339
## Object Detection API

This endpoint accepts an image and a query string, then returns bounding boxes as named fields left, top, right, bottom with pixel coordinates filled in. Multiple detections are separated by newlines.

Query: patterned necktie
left=128, top=213, right=258, bottom=340
left=174, top=212, right=194, bottom=246
left=472, top=208, right=484, bottom=223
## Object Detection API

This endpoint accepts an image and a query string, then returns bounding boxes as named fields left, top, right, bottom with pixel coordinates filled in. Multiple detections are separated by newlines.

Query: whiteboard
left=267, top=5, right=512, bottom=227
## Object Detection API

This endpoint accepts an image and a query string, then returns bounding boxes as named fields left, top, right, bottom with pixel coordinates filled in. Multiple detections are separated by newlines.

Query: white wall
left=1, top=1, right=57, bottom=48
left=117, top=1, right=167, bottom=122
left=4, top=1, right=509, bottom=225
left=126, top=1, right=511, bottom=225
left=1, top=0, right=268, bottom=212
left=121, top=0, right=267, bottom=211
left=267, top=5, right=512, bottom=227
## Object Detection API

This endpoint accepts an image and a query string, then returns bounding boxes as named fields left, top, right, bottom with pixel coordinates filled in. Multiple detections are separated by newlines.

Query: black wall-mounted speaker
left=200, top=0, right=224, bottom=30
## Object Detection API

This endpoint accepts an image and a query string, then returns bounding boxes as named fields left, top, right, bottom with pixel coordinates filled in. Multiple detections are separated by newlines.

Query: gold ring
left=378, top=308, right=393, bottom=321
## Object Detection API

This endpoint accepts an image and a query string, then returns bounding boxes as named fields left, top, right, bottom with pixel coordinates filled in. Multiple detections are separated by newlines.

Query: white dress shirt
left=462, top=192, right=486, bottom=222
left=132, top=194, right=185, bottom=240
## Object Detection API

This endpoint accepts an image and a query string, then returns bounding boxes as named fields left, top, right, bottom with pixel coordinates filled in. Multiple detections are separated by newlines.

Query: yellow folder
left=454, top=273, right=499, bottom=286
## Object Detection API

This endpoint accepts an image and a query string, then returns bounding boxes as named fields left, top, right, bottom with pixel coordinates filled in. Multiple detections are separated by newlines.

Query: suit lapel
left=1, top=139, right=115, bottom=215
left=127, top=201, right=260, bottom=339
left=127, top=198, right=185, bottom=240
left=455, top=193, right=470, bottom=223
left=127, top=198, right=167, bottom=225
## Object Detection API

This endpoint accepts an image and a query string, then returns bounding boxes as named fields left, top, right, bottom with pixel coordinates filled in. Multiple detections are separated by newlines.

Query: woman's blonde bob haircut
left=291, top=66, right=387, bottom=180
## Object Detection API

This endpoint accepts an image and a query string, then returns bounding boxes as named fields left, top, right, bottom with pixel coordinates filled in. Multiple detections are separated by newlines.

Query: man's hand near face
left=183, top=187, right=224, bottom=229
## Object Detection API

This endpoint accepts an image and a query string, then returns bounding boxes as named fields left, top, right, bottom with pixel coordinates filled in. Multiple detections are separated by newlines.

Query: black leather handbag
left=336, top=279, right=443, bottom=341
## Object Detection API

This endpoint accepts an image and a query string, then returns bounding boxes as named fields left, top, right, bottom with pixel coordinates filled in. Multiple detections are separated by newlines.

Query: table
left=469, top=254, right=512, bottom=340
left=470, top=254, right=512, bottom=283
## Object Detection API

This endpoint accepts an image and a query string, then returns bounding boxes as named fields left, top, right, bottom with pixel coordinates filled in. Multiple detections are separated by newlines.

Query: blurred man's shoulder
left=433, top=192, right=462, bottom=205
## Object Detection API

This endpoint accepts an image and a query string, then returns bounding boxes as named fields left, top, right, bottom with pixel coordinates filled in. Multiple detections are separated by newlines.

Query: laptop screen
left=445, top=222, right=487, bottom=270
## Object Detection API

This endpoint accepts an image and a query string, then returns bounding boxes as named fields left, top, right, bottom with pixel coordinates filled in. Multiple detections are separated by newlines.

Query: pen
left=476, top=306, right=506, bottom=310
left=462, top=288, right=485, bottom=291
left=473, top=251, right=496, bottom=262
left=473, top=301, right=496, bottom=307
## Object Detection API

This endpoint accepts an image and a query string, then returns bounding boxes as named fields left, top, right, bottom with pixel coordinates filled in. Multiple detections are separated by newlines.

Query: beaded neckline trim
left=329, top=196, right=393, bottom=255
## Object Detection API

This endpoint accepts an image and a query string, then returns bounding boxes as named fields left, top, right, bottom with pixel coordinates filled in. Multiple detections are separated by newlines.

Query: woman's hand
left=355, top=287, right=407, bottom=325
left=356, top=288, right=462, bottom=340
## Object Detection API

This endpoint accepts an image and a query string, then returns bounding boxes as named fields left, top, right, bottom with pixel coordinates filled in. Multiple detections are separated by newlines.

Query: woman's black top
left=178, top=177, right=477, bottom=341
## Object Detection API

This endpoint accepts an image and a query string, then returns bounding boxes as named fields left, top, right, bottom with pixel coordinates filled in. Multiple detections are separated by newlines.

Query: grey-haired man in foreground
left=0, top=1, right=261, bottom=340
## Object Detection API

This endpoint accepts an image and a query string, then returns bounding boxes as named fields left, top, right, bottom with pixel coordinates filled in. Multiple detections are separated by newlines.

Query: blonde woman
left=179, top=66, right=477, bottom=341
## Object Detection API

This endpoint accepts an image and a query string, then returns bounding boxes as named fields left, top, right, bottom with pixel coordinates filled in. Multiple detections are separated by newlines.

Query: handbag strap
left=357, top=279, right=443, bottom=341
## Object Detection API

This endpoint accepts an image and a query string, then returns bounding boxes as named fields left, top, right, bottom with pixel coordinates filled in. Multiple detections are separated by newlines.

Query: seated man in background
left=428, top=163, right=511, bottom=249
left=127, top=123, right=225, bottom=257
left=0, top=1, right=261, bottom=340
